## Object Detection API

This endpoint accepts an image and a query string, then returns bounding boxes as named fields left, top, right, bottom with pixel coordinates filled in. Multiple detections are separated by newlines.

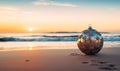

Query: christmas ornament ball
left=77, top=26, right=103, bottom=55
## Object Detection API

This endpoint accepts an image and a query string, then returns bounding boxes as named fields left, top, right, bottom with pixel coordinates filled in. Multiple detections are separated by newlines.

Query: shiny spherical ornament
left=77, top=26, right=103, bottom=55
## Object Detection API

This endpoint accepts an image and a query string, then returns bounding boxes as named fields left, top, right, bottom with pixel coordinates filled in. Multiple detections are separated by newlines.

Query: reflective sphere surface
left=77, top=26, right=103, bottom=55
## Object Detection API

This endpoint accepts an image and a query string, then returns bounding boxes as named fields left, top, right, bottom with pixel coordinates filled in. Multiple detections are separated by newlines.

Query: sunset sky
left=0, top=0, right=120, bottom=33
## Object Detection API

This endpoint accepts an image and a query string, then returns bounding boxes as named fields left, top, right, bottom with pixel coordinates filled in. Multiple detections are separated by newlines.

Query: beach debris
left=81, top=61, right=89, bottom=64
left=80, top=53, right=86, bottom=56
left=98, top=66, right=114, bottom=70
left=90, top=63, right=99, bottom=66
left=81, top=60, right=118, bottom=71
left=98, top=66, right=117, bottom=70
left=91, top=60, right=98, bottom=62
left=70, top=52, right=79, bottom=56
left=108, top=64, right=115, bottom=67
left=98, top=61, right=107, bottom=64
left=90, top=60, right=108, bottom=66
left=25, top=59, right=30, bottom=62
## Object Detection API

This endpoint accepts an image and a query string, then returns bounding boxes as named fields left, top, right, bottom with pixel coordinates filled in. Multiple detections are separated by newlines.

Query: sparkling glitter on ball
left=77, top=26, right=104, bottom=55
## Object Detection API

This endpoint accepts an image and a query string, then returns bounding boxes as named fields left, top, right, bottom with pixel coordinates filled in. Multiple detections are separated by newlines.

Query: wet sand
left=0, top=47, right=120, bottom=71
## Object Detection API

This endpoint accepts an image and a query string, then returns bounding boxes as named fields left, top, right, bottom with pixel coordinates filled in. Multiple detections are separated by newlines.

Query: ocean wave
left=0, top=35, right=120, bottom=42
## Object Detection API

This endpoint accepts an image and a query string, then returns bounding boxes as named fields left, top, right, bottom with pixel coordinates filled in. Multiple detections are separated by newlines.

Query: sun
left=28, top=27, right=34, bottom=32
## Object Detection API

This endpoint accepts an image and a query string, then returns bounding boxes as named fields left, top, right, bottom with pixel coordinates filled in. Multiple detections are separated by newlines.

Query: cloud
left=33, top=1, right=78, bottom=7
left=0, top=6, right=18, bottom=11
left=0, top=6, right=33, bottom=17
left=108, top=7, right=117, bottom=10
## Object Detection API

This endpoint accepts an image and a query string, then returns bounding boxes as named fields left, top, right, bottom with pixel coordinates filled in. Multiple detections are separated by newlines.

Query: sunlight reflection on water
left=0, top=41, right=119, bottom=51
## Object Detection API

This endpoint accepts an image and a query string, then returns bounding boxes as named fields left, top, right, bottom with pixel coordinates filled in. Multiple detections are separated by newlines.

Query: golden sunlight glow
left=28, top=47, right=33, bottom=50
left=28, top=44, right=33, bottom=50
left=0, top=5, right=120, bottom=33
left=27, top=27, right=35, bottom=32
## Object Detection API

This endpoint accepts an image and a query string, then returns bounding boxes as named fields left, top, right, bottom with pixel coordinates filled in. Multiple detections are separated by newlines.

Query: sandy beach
left=0, top=47, right=119, bottom=71
left=0, top=0, right=120, bottom=71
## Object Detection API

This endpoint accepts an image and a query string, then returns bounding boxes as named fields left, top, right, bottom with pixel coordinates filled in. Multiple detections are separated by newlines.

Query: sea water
left=0, top=32, right=120, bottom=50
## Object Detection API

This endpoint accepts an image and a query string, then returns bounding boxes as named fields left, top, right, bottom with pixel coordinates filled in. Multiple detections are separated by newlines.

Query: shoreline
left=0, top=46, right=120, bottom=52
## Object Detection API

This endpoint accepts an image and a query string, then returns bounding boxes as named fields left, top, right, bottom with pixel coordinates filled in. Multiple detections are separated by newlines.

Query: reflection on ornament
left=77, top=26, right=103, bottom=55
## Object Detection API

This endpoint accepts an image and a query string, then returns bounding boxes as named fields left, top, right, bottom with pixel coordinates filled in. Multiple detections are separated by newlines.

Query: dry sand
left=0, top=47, right=120, bottom=71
